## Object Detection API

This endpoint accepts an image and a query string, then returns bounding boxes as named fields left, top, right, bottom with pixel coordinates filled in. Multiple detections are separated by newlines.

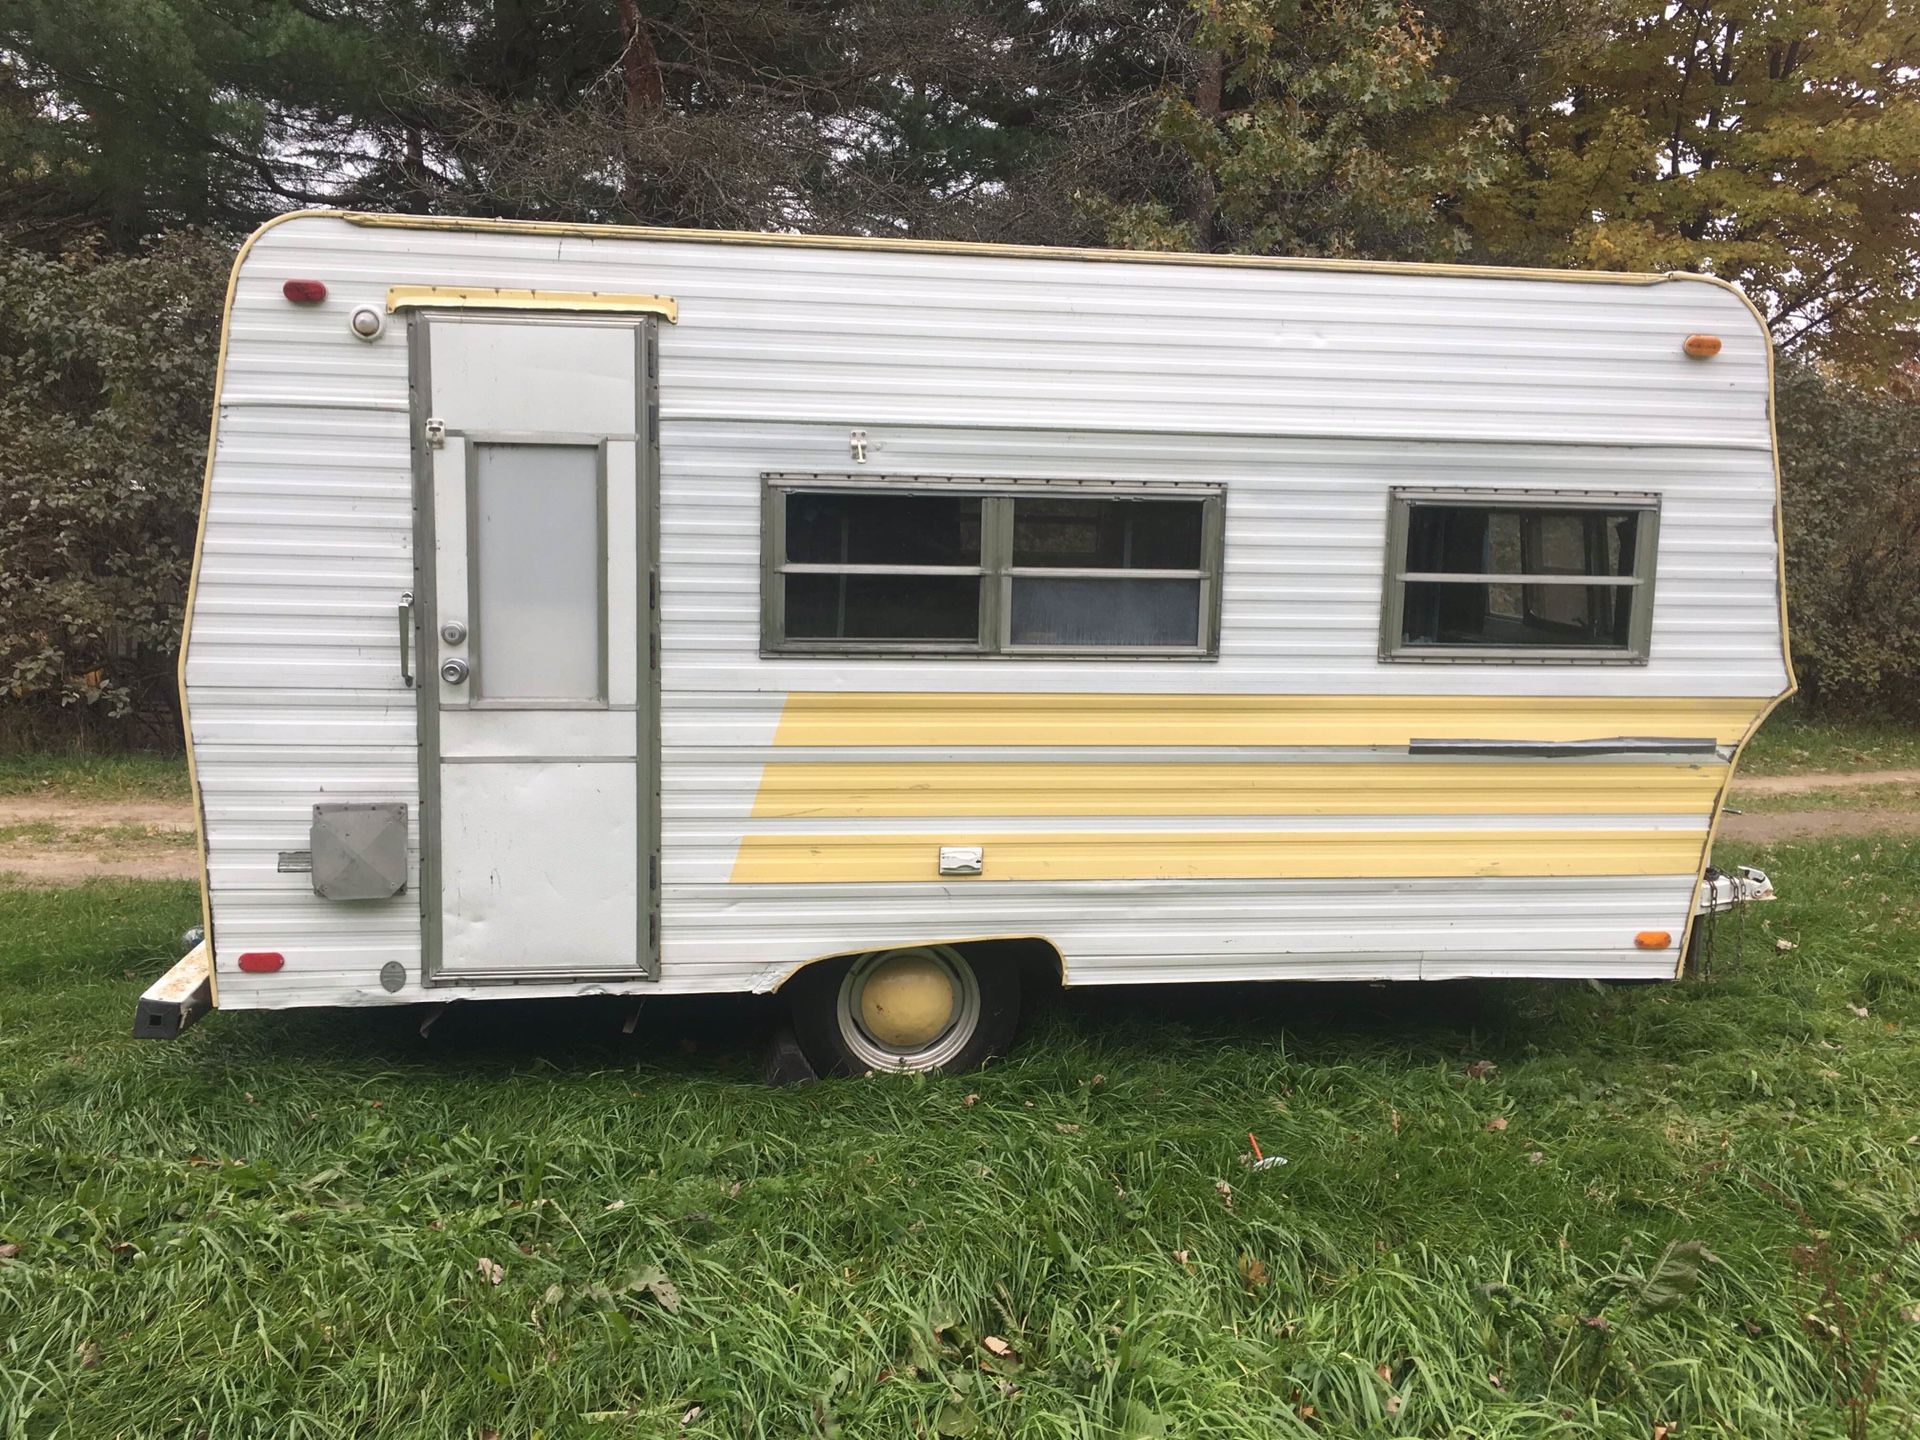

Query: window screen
left=764, top=479, right=1222, bottom=656
left=1009, top=498, right=1206, bottom=648
left=1382, top=491, right=1657, bottom=661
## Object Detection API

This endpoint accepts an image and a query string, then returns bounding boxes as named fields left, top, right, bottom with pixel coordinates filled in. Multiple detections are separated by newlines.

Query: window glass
left=473, top=443, right=601, bottom=698
left=1012, top=498, right=1203, bottom=570
left=1393, top=499, right=1649, bottom=656
left=766, top=481, right=1221, bottom=656
left=787, top=492, right=980, bottom=566
left=785, top=573, right=979, bottom=642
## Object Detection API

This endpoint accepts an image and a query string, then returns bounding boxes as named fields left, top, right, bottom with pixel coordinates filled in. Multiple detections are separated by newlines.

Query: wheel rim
left=834, top=946, right=981, bottom=1072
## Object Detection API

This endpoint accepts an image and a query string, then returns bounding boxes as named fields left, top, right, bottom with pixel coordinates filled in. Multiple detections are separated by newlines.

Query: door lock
left=439, top=620, right=467, bottom=645
left=439, top=657, right=469, bottom=685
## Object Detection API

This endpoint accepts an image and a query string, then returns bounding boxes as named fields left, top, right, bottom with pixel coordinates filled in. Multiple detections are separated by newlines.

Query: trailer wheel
left=786, top=945, right=1019, bottom=1076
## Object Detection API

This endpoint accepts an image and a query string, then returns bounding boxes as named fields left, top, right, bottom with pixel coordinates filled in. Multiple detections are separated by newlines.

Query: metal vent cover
left=311, top=802, right=409, bottom=900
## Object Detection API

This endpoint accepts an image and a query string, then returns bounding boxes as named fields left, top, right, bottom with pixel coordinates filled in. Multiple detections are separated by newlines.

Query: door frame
left=406, top=308, right=662, bottom=985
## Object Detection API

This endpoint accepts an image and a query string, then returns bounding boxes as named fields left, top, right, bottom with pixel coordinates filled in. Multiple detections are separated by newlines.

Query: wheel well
left=773, top=936, right=1065, bottom=993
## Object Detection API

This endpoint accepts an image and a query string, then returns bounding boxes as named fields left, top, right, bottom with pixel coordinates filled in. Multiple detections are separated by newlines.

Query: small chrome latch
left=425, top=417, right=446, bottom=448
left=938, top=845, right=983, bottom=877
left=849, top=428, right=868, bottom=463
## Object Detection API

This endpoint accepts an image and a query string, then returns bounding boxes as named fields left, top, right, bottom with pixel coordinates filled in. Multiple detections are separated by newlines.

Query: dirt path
left=1718, top=808, right=1920, bottom=843
left=1732, top=767, right=1920, bottom=796
left=0, top=795, right=199, bottom=884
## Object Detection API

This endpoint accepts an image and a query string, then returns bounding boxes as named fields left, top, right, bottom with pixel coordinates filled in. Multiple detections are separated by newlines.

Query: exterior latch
left=425, top=417, right=446, bottom=449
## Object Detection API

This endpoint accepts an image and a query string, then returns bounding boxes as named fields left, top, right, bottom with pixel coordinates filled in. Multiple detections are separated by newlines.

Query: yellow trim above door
left=385, top=285, right=679, bottom=322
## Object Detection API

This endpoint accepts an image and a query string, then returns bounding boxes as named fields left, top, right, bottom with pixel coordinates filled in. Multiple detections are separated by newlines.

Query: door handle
left=440, top=657, right=469, bottom=686
left=398, top=593, right=414, bottom=688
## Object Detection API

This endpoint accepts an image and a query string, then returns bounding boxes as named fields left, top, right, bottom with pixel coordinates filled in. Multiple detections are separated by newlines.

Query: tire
left=786, top=944, right=1020, bottom=1076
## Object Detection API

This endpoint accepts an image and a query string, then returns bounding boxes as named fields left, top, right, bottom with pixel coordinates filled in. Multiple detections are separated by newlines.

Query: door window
left=472, top=442, right=604, bottom=699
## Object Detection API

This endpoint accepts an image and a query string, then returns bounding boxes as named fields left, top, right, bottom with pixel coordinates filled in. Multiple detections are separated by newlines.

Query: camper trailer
left=137, top=210, right=1792, bottom=1073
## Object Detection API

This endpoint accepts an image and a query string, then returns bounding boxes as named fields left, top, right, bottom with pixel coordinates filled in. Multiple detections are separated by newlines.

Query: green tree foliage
left=0, top=0, right=389, bottom=247
left=1086, top=0, right=1506, bottom=258
left=1457, top=0, right=1920, bottom=378
left=0, top=233, right=228, bottom=740
left=1774, top=363, right=1920, bottom=714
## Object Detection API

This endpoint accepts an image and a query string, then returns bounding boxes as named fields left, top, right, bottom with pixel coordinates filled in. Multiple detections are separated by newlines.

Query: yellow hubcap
left=858, top=953, right=958, bottom=1049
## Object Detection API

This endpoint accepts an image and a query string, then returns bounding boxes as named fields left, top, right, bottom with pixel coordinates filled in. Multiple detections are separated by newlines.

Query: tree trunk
left=616, top=0, right=665, bottom=220
left=1189, top=47, right=1224, bottom=249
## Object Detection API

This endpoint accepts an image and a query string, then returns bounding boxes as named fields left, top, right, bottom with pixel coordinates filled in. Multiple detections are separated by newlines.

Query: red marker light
left=237, top=951, right=285, bottom=973
left=282, top=279, right=328, bottom=303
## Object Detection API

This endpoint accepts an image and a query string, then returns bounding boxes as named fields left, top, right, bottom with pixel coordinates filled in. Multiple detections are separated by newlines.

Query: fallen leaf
left=1238, top=1254, right=1269, bottom=1290
left=1528, top=1151, right=1545, bottom=1164
left=1215, top=1180, right=1233, bottom=1208
left=627, top=1264, right=681, bottom=1314
left=964, top=1094, right=979, bottom=1107
left=1653, top=1425, right=1672, bottom=1440
left=1376, top=1363, right=1392, bottom=1383
left=1848, top=1004, right=1869, bottom=1018
left=542, top=1283, right=565, bottom=1307
left=681, top=1404, right=703, bottom=1426
left=79, top=1340, right=101, bottom=1370
left=1486, top=1116, right=1509, bottom=1133
left=982, top=1335, right=1017, bottom=1360
left=937, top=1398, right=982, bottom=1436
left=1385, top=1395, right=1403, bottom=1417
left=1775, top=938, right=1796, bottom=952
left=1899, top=1304, right=1920, bottom=1324
left=1055, top=1122, right=1080, bottom=1134
left=1090, top=1074, right=1106, bottom=1086
left=0, top=1243, right=19, bottom=1261
left=1389, top=1107, right=1401, bottom=1136
left=1466, top=1060, right=1497, bottom=1079
left=1173, top=1249, right=1191, bottom=1266
left=477, top=1257, right=504, bottom=1286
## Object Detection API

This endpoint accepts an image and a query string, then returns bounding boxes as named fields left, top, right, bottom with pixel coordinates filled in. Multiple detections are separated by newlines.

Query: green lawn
left=0, top=752, right=189, bottom=801
left=1741, top=703, right=1920, bottom=776
left=2, top=840, right=1917, bottom=1438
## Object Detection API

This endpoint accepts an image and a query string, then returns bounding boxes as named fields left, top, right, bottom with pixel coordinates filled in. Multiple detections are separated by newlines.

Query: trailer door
left=413, top=312, right=659, bottom=982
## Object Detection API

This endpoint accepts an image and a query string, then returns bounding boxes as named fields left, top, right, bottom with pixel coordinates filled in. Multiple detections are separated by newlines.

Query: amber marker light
left=1635, top=931, right=1673, bottom=949
left=1682, top=334, right=1722, bottom=358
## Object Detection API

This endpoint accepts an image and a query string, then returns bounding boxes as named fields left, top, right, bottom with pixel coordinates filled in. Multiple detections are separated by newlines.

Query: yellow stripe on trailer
left=770, top=694, right=1766, bottom=749
left=751, top=760, right=1726, bottom=819
left=730, top=828, right=1706, bottom=884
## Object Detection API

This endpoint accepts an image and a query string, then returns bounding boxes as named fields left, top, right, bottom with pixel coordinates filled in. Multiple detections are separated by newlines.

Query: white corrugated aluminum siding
left=185, top=213, right=1791, bottom=1009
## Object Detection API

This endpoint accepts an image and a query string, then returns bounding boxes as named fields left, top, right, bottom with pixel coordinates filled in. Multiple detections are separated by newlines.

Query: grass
left=1742, top=704, right=1920, bottom=777
left=0, top=752, right=189, bottom=802
left=1732, top=782, right=1920, bottom=815
left=3, top=841, right=1918, bottom=1438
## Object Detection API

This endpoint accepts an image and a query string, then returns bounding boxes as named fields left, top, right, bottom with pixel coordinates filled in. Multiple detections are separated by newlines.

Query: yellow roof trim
left=385, top=284, right=678, bottom=322
left=345, top=209, right=1675, bottom=287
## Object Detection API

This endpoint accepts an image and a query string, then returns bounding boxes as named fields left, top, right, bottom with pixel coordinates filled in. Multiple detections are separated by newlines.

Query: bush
left=0, top=233, right=229, bottom=748
left=1775, top=362, right=1920, bottom=718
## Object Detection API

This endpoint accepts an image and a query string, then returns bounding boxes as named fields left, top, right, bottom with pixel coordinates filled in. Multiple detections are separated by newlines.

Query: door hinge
left=424, top=417, right=446, bottom=449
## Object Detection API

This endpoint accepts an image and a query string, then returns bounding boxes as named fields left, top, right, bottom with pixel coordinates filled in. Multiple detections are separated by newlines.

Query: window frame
left=762, top=473, right=1225, bottom=660
left=1379, top=487, right=1660, bottom=665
